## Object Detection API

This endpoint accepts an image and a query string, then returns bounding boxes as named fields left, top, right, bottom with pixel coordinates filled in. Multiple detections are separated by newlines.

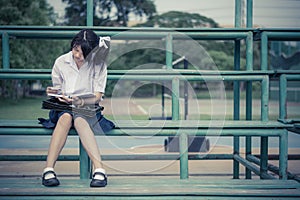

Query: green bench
left=0, top=119, right=293, bottom=180
left=1, top=27, right=300, bottom=199
left=0, top=177, right=300, bottom=199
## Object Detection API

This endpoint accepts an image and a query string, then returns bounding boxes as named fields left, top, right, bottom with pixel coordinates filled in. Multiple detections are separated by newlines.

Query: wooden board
left=0, top=177, right=299, bottom=199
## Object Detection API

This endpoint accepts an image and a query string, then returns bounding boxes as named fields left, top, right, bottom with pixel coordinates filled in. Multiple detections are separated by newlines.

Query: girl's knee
left=58, top=113, right=73, bottom=127
left=74, top=116, right=85, bottom=127
left=74, top=117, right=91, bottom=131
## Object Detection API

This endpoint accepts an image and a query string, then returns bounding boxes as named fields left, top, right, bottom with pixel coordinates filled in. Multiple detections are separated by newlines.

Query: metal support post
left=279, top=131, right=288, bottom=179
left=246, top=31, right=253, bottom=71
left=79, top=140, right=91, bottom=179
left=246, top=0, right=253, bottom=28
left=86, top=0, right=93, bottom=26
left=260, top=136, right=268, bottom=179
left=279, top=74, right=287, bottom=120
left=233, top=0, right=242, bottom=179
left=172, top=77, right=180, bottom=120
left=261, top=77, right=269, bottom=122
left=261, top=32, right=268, bottom=70
left=235, top=0, right=242, bottom=27
left=233, top=39, right=240, bottom=179
left=2, top=32, right=10, bottom=69
left=166, top=33, right=173, bottom=69
left=183, top=59, right=188, bottom=120
left=245, top=31, right=253, bottom=179
left=245, top=135, right=252, bottom=179
left=180, top=132, right=188, bottom=179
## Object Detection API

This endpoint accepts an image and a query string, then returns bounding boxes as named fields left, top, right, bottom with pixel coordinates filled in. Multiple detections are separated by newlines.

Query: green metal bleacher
left=0, top=0, right=300, bottom=198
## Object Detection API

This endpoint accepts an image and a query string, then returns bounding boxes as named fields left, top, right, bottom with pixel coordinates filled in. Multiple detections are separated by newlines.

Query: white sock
left=93, top=168, right=106, bottom=180
left=43, top=167, right=55, bottom=180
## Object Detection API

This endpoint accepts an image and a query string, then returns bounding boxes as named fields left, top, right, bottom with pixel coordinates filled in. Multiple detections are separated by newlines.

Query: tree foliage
left=63, top=0, right=156, bottom=26
left=0, top=0, right=56, bottom=25
left=0, top=0, right=66, bottom=69
left=135, top=11, right=219, bottom=28
left=0, top=0, right=68, bottom=100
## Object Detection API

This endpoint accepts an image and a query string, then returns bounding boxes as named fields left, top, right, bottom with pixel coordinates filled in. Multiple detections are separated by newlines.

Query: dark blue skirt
left=38, top=110, right=115, bottom=134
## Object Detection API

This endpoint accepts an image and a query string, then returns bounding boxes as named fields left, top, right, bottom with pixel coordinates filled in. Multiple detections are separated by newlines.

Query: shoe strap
left=92, top=172, right=107, bottom=179
left=43, top=170, right=57, bottom=179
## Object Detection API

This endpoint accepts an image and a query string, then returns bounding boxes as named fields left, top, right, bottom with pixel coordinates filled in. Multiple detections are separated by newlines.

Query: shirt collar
left=64, top=51, right=73, bottom=64
left=65, top=51, right=88, bottom=70
left=64, top=51, right=78, bottom=70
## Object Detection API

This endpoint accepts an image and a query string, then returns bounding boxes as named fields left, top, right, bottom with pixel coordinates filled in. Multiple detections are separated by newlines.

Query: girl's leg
left=74, top=116, right=103, bottom=170
left=45, top=113, right=73, bottom=168
left=43, top=113, right=72, bottom=186
left=74, top=116, right=107, bottom=187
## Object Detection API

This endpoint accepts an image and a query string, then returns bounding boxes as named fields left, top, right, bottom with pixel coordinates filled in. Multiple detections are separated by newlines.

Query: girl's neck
left=75, top=60, right=85, bottom=69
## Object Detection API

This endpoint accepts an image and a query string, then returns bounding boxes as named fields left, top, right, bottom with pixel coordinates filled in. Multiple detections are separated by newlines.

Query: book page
left=47, top=93, right=95, bottom=99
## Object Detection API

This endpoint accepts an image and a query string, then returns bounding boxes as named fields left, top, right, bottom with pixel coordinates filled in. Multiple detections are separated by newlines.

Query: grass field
left=0, top=96, right=299, bottom=120
left=0, top=97, right=49, bottom=120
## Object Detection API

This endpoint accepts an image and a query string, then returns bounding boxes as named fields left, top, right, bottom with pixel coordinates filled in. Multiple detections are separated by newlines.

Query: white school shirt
left=51, top=51, right=107, bottom=96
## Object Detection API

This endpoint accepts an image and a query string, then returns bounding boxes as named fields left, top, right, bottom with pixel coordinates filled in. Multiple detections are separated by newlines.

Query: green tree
left=0, top=0, right=68, bottom=100
left=0, top=0, right=56, bottom=25
left=135, top=11, right=219, bottom=28
left=0, top=0, right=63, bottom=70
left=63, top=0, right=156, bottom=26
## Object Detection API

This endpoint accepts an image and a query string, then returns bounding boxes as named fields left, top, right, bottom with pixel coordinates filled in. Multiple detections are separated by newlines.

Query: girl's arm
left=65, top=92, right=103, bottom=106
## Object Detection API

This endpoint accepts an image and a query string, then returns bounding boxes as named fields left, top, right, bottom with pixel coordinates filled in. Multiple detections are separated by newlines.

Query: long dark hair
left=70, top=29, right=99, bottom=59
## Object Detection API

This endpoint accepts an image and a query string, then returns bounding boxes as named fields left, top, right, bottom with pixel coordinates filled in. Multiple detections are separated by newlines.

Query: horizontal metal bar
left=0, top=72, right=269, bottom=81
left=0, top=28, right=252, bottom=40
left=0, top=128, right=74, bottom=135
left=0, top=69, right=275, bottom=75
left=2, top=69, right=297, bottom=77
left=0, top=154, right=233, bottom=161
left=0, top=120, right=292, bottom=129
left=0, top=25, right=257, bottom=32
left=258, top=28, right=300, bottom=32
left=108, top=74, right=268, bottom=81
left=188, top=154, right=233, bottom=160
left=0, top=127, right=286, bottom=136
left=270, top=70, right=300, bottom=77
left=0, top=155, right=78, bottom=161
left=0, top=31, right=249, bottom=40
left=264, top=31, right=300, bottom=41
left=0, top=73, right=50, bottom=80
left=284, top=74, right=300, bottom=81
left=253, top=154, right=300, bottom=160
left=0, top=69, right=51, bottom=73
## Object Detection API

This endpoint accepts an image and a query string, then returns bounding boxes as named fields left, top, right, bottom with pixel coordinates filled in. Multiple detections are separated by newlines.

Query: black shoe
left=42, top=170, right=60, bottom=187
left=90, top=172, right=107, bottom=187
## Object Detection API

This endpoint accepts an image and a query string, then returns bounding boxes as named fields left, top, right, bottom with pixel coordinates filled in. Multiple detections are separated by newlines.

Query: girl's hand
left=46, top=87, right=60, bottom=95
left=58, top=95, right=73, bottom=104
left=70, top=96, right=84, bottom=106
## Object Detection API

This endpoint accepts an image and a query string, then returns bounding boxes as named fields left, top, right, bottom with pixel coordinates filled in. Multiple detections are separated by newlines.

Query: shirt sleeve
left=93, top=62, right=107, bottom=93
left=51, top=60, right=63, bottom=90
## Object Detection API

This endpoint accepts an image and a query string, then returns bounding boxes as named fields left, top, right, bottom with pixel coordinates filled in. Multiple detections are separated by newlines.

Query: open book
left=48, top=92, right=96, bottom=99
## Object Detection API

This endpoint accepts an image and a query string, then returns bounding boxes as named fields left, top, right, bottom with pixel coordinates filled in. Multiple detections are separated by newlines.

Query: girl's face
left=72, top=45, right=85, bottom=68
